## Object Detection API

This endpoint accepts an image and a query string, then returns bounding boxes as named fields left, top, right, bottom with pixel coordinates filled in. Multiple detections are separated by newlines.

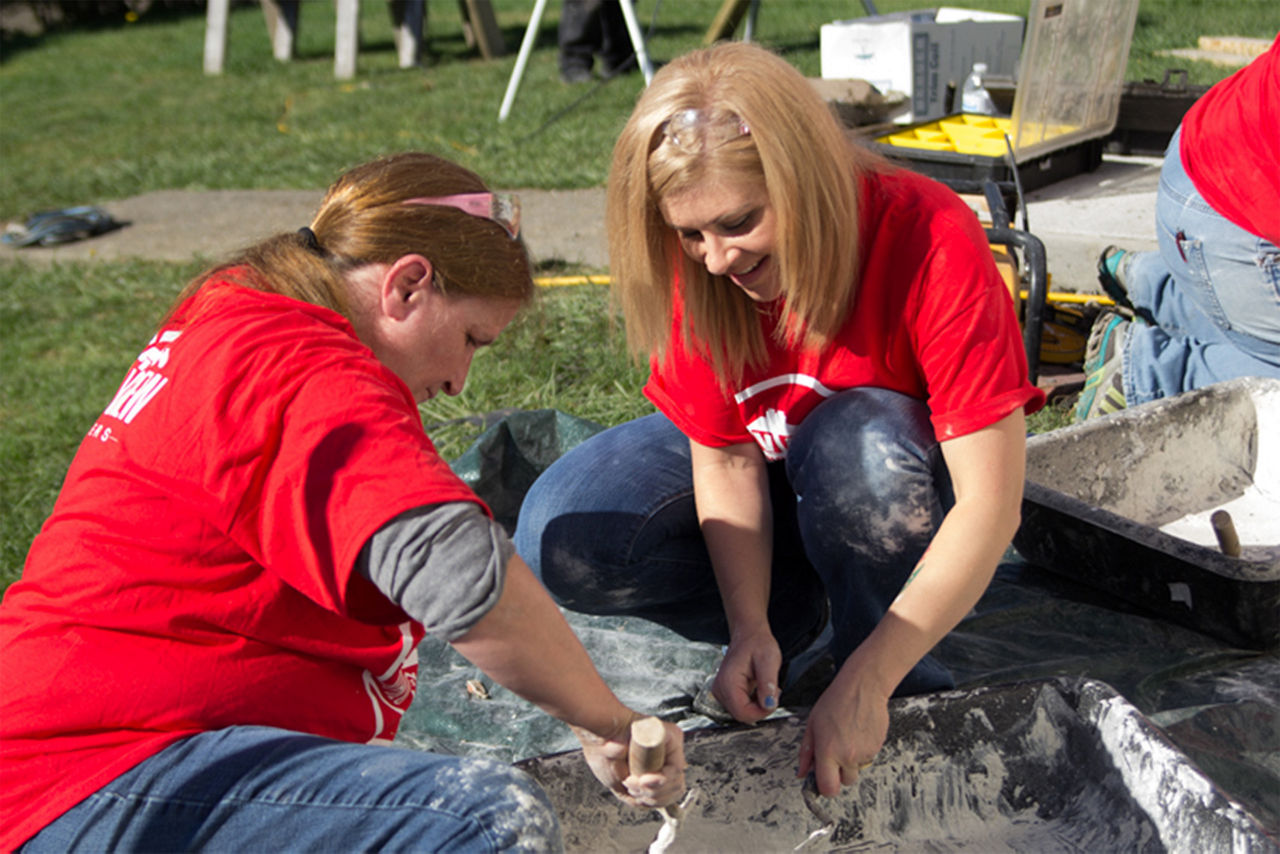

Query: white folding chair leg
left=499, top=0, right=654, bottom=121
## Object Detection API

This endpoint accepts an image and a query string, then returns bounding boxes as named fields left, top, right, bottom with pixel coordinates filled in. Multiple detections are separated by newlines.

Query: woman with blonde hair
left=1, top=152, right=683, bottom=853
left=516, top=43, right=1044, bottom=797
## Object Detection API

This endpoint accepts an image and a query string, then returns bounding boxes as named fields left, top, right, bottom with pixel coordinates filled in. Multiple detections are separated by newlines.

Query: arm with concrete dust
left=690, top=438, right=783, bottom=722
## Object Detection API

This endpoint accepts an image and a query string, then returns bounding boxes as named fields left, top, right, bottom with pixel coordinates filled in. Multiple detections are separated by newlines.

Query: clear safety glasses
left=659, top=108, right=751, bottom=153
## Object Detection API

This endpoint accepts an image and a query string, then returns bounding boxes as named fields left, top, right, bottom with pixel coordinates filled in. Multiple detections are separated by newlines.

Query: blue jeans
left=19, top=726, right=562, bottom=853
left=515, top=388, right=955, bottom=696
left=1122, top=127, right=1280, bottom=405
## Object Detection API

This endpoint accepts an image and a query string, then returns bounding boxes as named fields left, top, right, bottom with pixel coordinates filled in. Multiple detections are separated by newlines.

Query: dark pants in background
left=558, top=0, right=634, bottom=81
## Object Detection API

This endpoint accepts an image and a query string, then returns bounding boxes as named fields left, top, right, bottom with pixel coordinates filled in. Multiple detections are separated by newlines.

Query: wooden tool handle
left=629, top=716, right=667, bottom=776
left=1211, top=509, right=1241, bottom=557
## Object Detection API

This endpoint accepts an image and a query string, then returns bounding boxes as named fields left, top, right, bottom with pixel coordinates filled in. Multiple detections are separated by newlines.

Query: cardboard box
left=820, top=8, right=1024, bottom=123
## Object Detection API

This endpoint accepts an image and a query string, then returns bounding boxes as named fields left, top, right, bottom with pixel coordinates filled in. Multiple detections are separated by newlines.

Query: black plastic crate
left=1106, top=70, right=1210, bottom=156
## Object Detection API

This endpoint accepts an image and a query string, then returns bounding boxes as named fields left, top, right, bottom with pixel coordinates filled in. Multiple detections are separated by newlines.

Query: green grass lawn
left=2, top=0, right=1275, bottom=217
left=0, top=1, right=1273, bottom=588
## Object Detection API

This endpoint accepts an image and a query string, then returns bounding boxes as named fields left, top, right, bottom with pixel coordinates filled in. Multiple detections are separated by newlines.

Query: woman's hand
left=574, top=717, right=687, bottom=808
left=796, top=668, right=891, bottom=797
left=712, top=625, right=782, bottom=723
left=689, top=438, right=780, bottom=723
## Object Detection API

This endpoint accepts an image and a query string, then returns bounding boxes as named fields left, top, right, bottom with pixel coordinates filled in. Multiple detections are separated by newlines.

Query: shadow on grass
left=0, top=0, right=208, bottom=63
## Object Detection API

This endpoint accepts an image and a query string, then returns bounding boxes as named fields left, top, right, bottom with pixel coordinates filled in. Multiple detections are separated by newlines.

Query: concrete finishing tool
left=629, top=716, right=698, bottom=854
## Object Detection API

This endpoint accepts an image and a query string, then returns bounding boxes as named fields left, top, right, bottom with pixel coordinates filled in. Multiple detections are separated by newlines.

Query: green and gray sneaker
left=1097, top=245, right=1157, bottom=325
left=1075, top=310, right=1129, bottom=421
left=1097, top=245, right=1135, bottom=310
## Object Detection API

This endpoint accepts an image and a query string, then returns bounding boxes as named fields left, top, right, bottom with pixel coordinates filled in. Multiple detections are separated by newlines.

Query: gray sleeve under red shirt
left=355, top=502, right=515, bottom=641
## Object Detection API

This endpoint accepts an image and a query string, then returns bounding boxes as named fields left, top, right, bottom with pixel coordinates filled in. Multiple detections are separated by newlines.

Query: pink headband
left=403, top=192, right=521, bottom=240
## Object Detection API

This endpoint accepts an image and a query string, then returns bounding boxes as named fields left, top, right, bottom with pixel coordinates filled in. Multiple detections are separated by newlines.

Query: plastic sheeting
left=938, top=560, right=1279, bottom=837
left=448, top=409, right=606, bottom=535
left=394, top=410, right=1279, bottom=843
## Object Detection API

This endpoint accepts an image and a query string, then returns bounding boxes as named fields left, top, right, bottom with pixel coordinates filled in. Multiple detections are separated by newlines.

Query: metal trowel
left=795, top=771, right=837, bottom=851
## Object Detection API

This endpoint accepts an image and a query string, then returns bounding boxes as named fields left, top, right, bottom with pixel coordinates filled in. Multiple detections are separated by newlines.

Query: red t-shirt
left=646, top=167, right=1044, bottom=460
left=0, top=280, right=486, bottom=850
left=1181, top=33, right=1279, bottom=246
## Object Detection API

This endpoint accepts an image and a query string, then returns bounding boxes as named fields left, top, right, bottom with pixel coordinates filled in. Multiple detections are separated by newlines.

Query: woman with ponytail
left=1, top=152, right=683, bottom=853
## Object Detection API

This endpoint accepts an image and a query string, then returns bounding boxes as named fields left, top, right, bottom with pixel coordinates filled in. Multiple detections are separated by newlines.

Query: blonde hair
left=167, top=152, right=534, bottom=325
left=608, top=42, right=873, bottom=383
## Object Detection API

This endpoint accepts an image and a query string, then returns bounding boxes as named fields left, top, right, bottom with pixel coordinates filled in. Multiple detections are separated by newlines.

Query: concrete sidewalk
left=0, top=187, right=613, bottom=273
left=0, top=153, right=1163, bottom=293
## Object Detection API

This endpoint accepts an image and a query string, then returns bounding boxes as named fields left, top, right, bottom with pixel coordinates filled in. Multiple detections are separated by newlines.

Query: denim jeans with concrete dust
left=18, top=725, right=562, bottom=853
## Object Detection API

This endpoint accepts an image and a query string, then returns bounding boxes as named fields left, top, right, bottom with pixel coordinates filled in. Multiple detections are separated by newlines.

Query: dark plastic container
left=1107, top=70, right=1211, bottom=156
left=867, top=0, right=1138, bottom=195
left=1014, top=377, right=1280, bottom=650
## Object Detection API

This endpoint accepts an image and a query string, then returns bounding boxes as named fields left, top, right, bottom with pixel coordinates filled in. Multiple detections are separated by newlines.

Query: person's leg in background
left=19, top=726, right=561, bottom=854
left=557, top=0, right=600, bottom=83
left=558, top=1, right=636, bottom=83
left=1123, top=127, right=1280, bottom=404
left=1084, top=127, right=1280, bottom=417
left=595, top=0, right=636, bottom=78
left=785, top=388, right=956, bottom=696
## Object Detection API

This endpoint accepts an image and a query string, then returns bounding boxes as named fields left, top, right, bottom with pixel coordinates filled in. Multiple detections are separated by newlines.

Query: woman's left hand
left=796, top=670, right=890, bottom=797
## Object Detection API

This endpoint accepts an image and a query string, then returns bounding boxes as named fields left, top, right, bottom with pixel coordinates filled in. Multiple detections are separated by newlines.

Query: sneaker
left=1075, top=310, right=1129, bottom=421
left=1097, top=245, right=1135, bottom=311
left=1098, top=246, right=1160, bottom=325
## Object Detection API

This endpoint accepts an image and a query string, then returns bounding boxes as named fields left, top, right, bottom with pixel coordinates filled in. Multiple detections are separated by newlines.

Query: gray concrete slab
left=0, top=187, right=613, bottom=271
left=1022, top=153, right=1162, bottom=293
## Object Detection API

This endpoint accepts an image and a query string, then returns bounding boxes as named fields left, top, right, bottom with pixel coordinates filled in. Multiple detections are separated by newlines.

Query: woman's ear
left=381, top=254, right=436, bottom=321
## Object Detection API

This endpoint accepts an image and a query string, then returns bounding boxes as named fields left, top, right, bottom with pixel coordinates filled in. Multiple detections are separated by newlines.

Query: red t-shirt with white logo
left=646, top=167, right=1044, bottom=460
left=0, top=279, right=485, bottom=850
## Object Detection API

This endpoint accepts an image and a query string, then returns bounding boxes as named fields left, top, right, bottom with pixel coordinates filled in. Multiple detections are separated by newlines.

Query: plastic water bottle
left=960, top=62, right=997, bottom=115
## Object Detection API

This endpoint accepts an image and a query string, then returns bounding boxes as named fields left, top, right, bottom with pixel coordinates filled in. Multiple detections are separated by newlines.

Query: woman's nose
left=702, top=235, right=735, bottom=276
left=442, top=355, right=473, bottom=397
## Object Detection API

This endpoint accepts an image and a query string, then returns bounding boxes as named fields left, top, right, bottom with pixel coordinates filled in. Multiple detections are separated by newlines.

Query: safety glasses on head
left=659, top=108, right=751, bottom=153
left=403, top=192, right=521, bottom=240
